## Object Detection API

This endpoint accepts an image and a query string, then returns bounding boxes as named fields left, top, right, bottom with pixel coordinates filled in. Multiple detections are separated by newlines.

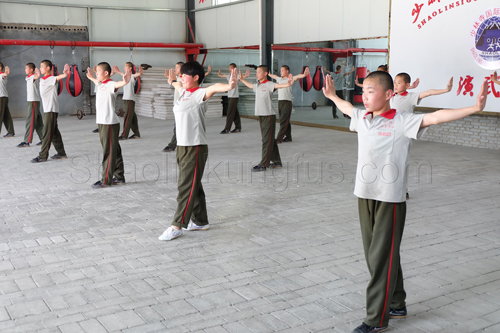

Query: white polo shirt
left=276, top=77, right=293, bottom=101
left=350, top=107, right=428, bottom=203
left=173, top=75, right=182, bottom=105
left=39, top=75, right=59, bottom=113
left=332, top=72, right=344, bottom=91
left=95, top=80, right=119, bottom=125
left=122, top=76, right=136, bottom=101
left=390, top=91, right=420, bottom=113
left=227, top=75, right=239, bottom=98
left=26, top=75, right=40, bottom=102
left=173, top=87, right=208, bottom=146
left=253, top=80, right=276, bottom=116
left=0, top=74, right=8, bottom=98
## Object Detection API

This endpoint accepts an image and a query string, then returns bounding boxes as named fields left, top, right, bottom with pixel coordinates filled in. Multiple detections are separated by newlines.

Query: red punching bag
left=299, top=66, right=312, bottom=92
left=132, top=65, right=141, bottom=94
left=353, top=67, right=367, bottom=103
left=313, top=66, right=325, bottom=91
left=53, top=65, right=63, bottom=96
left=66, top=64, right=83, bottom=97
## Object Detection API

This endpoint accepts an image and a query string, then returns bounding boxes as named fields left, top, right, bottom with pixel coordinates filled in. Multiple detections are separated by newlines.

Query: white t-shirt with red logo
left=26, top=75, right=40, bottom=102
left=39, top=75, right=59, bottom=113
left=173, top=87, right=209, bottom=146
left=96, top=80, right=119, bottom=125
left=0, top=74, right=8, bottom=98
left=390, top=91, right=420, bottom=114
left=252, top=80, right=276, bottom=116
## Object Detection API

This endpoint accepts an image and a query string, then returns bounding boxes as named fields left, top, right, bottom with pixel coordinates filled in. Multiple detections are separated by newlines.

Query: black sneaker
left=406, top=192, right=410, bottom=200
left=92, top=181, right=110, bottom=189
left=276, top=139, right=283, bottom=144
left=17, top=142, right=29, bottom=147
left=92, top=128, right=99, bottom=133
left=36, top=141, right=42, bottom=146
left=118, top=136, right=126, bottom=140
left=31, top=156, right=47, bottom=163
left=51, top=154, right=67, bottom=160
left=163, top=146, right=175, bottom=152
left=333, top=115, right=339, bottom=119
left=220, top=130, right=229, bottom=134
left=3, top=133, right=14, bottom=137
left=128, top=134, right=140, bottom=139
left=352, top=322, right=388, bottom=333
left=283, top=137, right=292, bottom=142
left=389, top=306, right=407, bottom=319
left=252, top=165, right=266, bottom=172
left=230, top=128, right=241, bottom=133
left=112, top=178, right=126, bottom=185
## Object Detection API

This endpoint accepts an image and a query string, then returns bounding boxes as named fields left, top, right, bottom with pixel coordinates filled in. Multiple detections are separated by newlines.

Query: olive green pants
left=99, top=123, right=124, bottom=185
left=39, top=112, right=65, bottom=160
left=24, top=101, right=43, bottom=143
left=121, top=100, right=140, bottom=138
left=258, top=115, right=281, bottom=167
left=224, top=98, right=241, bottom=131
left=276, top=100, right=292, bottom=142
left=0, top=97, right=14, bottom=135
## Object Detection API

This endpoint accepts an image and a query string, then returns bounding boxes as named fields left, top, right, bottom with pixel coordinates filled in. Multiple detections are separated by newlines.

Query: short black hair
left=365, top=71, right=394, bottom=92
left=281, top=65, right=290, bottom=72
left=97, top=62, right=112, bottom=76
left=257, top=65, right=269, bottom=74
left=229, top=63, right=237, bottom=68
left=41, top=60, right=52, bottom=70
left=26, top=63, right=36, bottom=71
left=125, top=62, right=134, bottom=68
left=396, top=72, right=411, bottom=84
left=180, top=61, right=205, bottom=84
left=336, top=65, right=342, bottom=71
left=377, top=64, right=388, bottom=72
left=176, top=61, right=185, bottom=66
left=0, top=62, right=3, bottom=71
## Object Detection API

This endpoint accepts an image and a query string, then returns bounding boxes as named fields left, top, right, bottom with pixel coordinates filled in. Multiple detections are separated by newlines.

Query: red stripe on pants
left=105, top=126, right=112, bottom=184
left=265, top=118, right=273, bottom=167
left=122, top=102, right=131, bottom=136
left=380, top=203, right=397, bottom=327
left=181, top=146, right=199, bottom=224
left=29, top=103, right=35, bottom=143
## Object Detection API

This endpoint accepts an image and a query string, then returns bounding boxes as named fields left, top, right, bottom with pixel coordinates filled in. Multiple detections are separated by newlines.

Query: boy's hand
left=86, top=67, right=95, bottom=80
left=409, top=78, right=420, bottom=89
left=492, top=71, right=499, bottom=84
left=218, top=69, right=222, bottom=76
left=287, top=73, right=293, bottom=86
left=475, top=79, right=488, bottom=113
left=228, top=67, right=238, bottom=90
left=304, top=67, right=310, bottom=76
left=34, top=68, right=41, bottom=80
left=167, top=68, right=176, bottom=85
left=245, top=69, right=250, bottom=77
left=206, top=65, right=211, bottom=75
left=164, top=69, right=169, bottom=78
left=123, top=68, right=132, bottom=84
left=63, top=64, right=70, bottom=76
left=4, top=66, right=9, bottom=74
left=239, top=70, right=244, bottom=81
left=355, top=75, right=359, bottom=85
left=138, top=66, right=144, bottom=76
left=112, top=65, right=120, bottom=76
left=446, top=77, right=453, bottom=92
left=323, top=74, right=337, bottom=99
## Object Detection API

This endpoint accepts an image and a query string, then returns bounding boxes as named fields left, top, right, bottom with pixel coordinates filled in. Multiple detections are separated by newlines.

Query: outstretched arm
left=421, top=79, right=487, bottom=128
left=243, top=69, right=250, bottom=79
left=322, top=74, right=354, bottom=117
left=217, top=70, right=228, bottom=79
left=293, top=67, right=310, bottom=82
left=86, top=67, right=99, bottom=85
left=419, top=77, right=453, bottom=99
left=133, top=66, right=143, bottom=78
left=56, top=64, right=70, bottom=81
left=239, top=71, right=254, bottom=89
left=343, top=65, right=355, bottom=77
left=275, top=74, right=293, bottom=89
left=166, top=69, right=182, bottom=92
left=112, top=65, right=122, bottom=76
left=408, top=78, right=420, bottom=89
left=204, top=67, right=238, bottom=101
left=492, top=71, right=500, bottom=85
left=2, top=66, right=9, bottom=77
left=114, top=68, right=132, bottom=89
left=205, top=65, right=211, bottom=77
left=355, top=76, right=363, bottom=88
left=322, top=66, right=331, bottom=75
left=268, top=73, right=279, bottom=80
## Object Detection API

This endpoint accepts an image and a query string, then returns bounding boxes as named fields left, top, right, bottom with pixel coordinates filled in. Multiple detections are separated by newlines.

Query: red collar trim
left=259, top=80, right=269, bottom=84
left=364, top=109, right=396, bottom=120
left=41, top=75, right=52, bottom=80
left=28, top=74, right=34, bottom=78
left=186, top=87, right=201, bottom=93
left=102, top=79, right=113, bottom=84
left=0, top=72, right=4, bottom=74
left=334, top=71, right=340, bottom=74
left=394, top=91, right=408, bottom=97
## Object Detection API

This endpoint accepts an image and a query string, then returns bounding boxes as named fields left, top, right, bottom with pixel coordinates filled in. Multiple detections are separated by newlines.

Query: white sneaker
left=158, top=227, right=183, bottom=241
left=185, top=221, right=210, bottom=231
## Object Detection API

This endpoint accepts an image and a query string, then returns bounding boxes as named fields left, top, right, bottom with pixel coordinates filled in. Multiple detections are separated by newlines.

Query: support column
left=259, top=0, right=273, bottom=67
left=186, top=0, right=196, bottom=62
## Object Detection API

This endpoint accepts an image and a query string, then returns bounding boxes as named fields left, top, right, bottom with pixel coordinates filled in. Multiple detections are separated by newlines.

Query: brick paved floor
left=0, top=115, right=499, bottom=333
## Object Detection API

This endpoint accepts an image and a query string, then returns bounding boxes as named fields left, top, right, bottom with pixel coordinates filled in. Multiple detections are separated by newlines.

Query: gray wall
left=0, top=23, right=89, bottom=118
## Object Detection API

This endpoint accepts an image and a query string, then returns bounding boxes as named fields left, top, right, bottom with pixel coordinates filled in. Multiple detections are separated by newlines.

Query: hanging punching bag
left=132, top=65, right=141, bottom=94
left=299, top=66, right=312, bottom=92
left=53, top=65, right=63, bottom=96
left=313, top=66, right=325, bottom=91
left=66, top=65, right=83, bottom=97
left=353, top=67, right=367, bottom=103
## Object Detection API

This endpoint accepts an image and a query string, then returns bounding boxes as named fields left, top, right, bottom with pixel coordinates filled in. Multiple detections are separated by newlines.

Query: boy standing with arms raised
left=18, top=63, right=43, bottom=147
left=159, top=61, right=237, bottom=241
left=239, top=65, right=292, bottom=172
left=268, top=65, right=309, bottom=143
left=31, top=61, right=69, bottom=163
left=218, top=63, right=249, bottom=134
left=115, top=63, right=143, bottom=140
left=323, top=71, right=488, bottom=333
left=86, top=63, right=130, bottom=188
left=0, top=63, right=15, bottom=138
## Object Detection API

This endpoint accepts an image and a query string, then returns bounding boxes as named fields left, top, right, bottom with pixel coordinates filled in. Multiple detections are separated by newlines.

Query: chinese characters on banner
left=456, top=75, right=500, bottom=98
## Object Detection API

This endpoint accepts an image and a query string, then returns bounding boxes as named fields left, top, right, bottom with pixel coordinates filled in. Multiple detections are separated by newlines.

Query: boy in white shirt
left=323, top=71, right=488, bottom=333
left=115, top=63, right=143, bottom=140
left=159, top=61, right=237, bottom=241
left=239, top=65, right=293, bottom=172
left=163, top=62, right=184, bottom=152
left=218, top=63, right=249, bottom=134
left=0, top=62, right=15, bottom=138
left=31, top=60, right=69, bottom=163
left=268, top=65, right=309, bottom=143
left=18, top=63, right=43, bottom=147
left=86, top=62, right=131, bottom=188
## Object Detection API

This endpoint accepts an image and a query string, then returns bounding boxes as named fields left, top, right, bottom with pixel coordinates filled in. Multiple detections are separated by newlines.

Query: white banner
left=389, top=0, right=500, bottom=112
